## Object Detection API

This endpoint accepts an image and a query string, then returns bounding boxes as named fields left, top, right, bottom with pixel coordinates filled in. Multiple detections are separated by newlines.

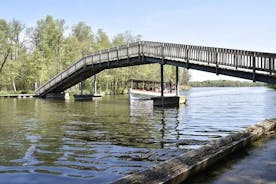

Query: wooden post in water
left=160, top=64, right=164, bottom=106
left=176, top=67, right=179, bottom=96
left=80, top=81, right=83, bottom=95
left=93, top=75, right=97, bottom=94
left=161, top=43, right=165, bottom=107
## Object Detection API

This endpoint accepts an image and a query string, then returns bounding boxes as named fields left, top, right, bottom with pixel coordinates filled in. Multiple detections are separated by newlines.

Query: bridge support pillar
left=156, top=65, right=185, bottom=107
left=45, top=93, right=65, bottom=99
left=79, top=81, right=84, bottom=95
left=152, top=96, right=187, bottom=107
left=74, top=94, right=101, bottom=101
left=74, top=75, right=101, bottom=101
left=176, top=66, right=179, bottom=96
left=93, top=75, right=99, bottom=95
left=160, top=64, right=164, bottom=107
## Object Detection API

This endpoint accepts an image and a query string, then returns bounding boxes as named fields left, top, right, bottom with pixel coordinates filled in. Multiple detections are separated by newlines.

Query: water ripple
left=0, top=87, right=275, bottom=183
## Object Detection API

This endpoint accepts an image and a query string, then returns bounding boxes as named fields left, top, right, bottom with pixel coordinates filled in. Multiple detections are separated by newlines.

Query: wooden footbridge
left=36, top=41, right=276, bottom=97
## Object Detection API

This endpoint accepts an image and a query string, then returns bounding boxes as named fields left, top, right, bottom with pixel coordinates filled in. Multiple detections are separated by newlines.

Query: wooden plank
left=113, top=120, right=276, bottom=184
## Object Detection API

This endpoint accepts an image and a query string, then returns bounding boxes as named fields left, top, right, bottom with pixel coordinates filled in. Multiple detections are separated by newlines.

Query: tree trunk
left=115, top=78, right=118, bottom=95
left=12, top=78, right=16, bottom=91
left=0, top=48, right=11, bottom=73
left=106, top=82, right=109, bottom=94
left=35, top=81, right=38, bottom=90
left=0, top=76, right=2, bottom=90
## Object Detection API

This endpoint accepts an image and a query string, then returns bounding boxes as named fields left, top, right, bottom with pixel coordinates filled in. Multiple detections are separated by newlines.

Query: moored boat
left=129, top=79, right=177, bottom=100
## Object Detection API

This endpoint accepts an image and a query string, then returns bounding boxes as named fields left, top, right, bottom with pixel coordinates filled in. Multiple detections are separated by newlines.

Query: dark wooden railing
left=36, top=41, right=276, bottom=96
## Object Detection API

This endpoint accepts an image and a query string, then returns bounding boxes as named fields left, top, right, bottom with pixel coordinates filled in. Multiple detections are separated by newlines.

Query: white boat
left=129, top=88, right=176, bottom=100
left=129, top=79, right=178, bottom=100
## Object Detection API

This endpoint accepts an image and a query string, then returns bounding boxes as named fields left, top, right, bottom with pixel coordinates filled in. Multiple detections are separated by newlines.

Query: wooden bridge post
left=138, top=41, right=141, bottom=61
left=160, top=64, right=164, bottom=97
left=94, top=75, right=97, bottom=94
left=269, top=57, right=272, bottom=76
left=127, top=44, right=129, bottom=62
left=253, top=54, right=256, bottom=82
left=234, top=52, right=237, bottom=69
left=176, top=66, right=179, bottom=96
left=107, top=49, right=110, bottom=67
left=216, top=49, right=219, bottom=75
left=186, top=47, right=189, bottom=69
left=116, top=46, right=119, bottom=64
left=99, top=51, right=102, bottom=65
left=141, top=41, right=144, bottom=62
left=161, top=43, right=165, bottom=107
left=80, top=81, right=83, bottom=95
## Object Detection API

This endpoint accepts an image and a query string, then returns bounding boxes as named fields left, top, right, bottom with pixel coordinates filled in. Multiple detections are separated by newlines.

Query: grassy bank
left=0, top=90, right=35, bottom=95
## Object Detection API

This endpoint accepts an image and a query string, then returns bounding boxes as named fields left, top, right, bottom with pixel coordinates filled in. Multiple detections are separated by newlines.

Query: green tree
left=112, top=31, right=141, bottom=46
left=72, top=21, right=94, bottom=57
left=29, top=15, right=65, bottom=85
left=0, top=19, right=28, bottom=91
left=0, top=16, right=190, bottom=94
left=96, top=31, right=141, bottom=94
left=95, top=29, right=111, bottom=50
left=8, top=20, right=26, bottom=91
left=0, top=19, right=11, bottom=74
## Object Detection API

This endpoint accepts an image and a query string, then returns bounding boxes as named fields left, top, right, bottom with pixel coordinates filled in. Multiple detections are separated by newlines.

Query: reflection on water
left=0, top=87, right=275, bottom=183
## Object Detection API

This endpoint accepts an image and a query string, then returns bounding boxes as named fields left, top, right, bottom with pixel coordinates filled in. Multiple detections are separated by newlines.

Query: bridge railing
left=36, top=41, right=276, bottom=96
left=142, top=41, right=276, bottom=74
left=35, top=42, right=141, bottom=95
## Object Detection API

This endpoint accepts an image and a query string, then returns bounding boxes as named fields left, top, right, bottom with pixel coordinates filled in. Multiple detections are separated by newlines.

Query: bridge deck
left=36, top=41, right=276, bottom=97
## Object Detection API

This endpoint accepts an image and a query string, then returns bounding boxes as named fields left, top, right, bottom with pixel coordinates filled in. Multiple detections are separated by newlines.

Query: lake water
left=0, top=87, right=275, bottom=183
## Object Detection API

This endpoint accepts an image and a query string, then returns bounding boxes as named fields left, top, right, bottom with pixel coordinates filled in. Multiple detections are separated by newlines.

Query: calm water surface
left=0, top=87, right=275, bottom=183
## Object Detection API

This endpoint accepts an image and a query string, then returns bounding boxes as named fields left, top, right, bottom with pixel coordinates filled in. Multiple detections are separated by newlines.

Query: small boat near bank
left=129, top=79, right=187, bottom=106
left=129, top=79, right=177, bottom=100
left=129, top=88, right=176, bottom=100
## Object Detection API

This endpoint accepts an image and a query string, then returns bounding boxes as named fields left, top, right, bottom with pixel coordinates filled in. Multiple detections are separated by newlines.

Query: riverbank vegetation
left=0, top=16, right=190, bottom=95
left=267, top=85, right=276, bottom=89
left=188, top=80, right=264, bottom=87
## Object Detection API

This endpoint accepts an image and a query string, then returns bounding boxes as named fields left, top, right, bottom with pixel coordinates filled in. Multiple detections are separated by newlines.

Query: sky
left=1, top=0, right=275, bottom=81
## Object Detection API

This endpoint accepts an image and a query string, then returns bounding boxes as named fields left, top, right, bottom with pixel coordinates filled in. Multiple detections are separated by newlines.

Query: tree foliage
left=0, top=16, right=190, bottom=94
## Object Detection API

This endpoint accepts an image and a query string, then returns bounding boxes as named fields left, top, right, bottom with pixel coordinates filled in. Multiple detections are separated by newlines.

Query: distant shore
left=188, top=80, right=265, bottom=88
